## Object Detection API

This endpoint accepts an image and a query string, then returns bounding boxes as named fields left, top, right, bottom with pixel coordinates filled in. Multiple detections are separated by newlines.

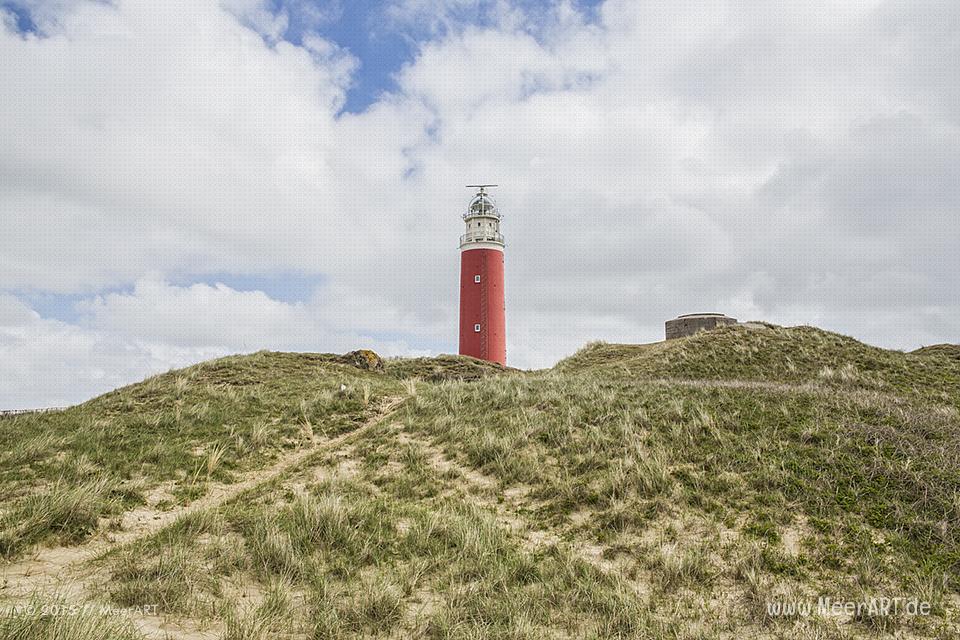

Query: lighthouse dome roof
left=465, top=192, right=500, bottom=218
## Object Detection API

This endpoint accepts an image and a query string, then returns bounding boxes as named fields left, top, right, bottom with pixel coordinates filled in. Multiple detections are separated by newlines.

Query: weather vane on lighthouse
left=458, top=185, right=506, bottom=365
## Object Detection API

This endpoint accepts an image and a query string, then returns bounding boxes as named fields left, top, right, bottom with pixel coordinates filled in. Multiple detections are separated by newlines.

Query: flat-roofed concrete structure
left=665, top=313, right=737, bottom=340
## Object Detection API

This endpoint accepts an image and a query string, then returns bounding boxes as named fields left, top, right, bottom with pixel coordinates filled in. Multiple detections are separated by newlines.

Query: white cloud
left=78, top=276, right=314, bottom=349
left=0, top=278, right=430, bottom=408
left=1, top=293, right=167, bottom=409
left=2, top=0, right=959, bottom=406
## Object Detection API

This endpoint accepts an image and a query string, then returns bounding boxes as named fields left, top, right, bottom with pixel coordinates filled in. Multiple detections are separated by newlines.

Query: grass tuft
left=0, top=595, right=144, bottom=640
left=0, top=477, right=131, bottom=558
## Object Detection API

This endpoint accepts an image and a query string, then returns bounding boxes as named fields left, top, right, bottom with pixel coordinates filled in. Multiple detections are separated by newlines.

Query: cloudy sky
left=1, top=0, right=957, bottom=408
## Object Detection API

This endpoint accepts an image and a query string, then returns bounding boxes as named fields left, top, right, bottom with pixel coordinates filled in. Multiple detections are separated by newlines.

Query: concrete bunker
left=665, top=313, right=737, bottom=340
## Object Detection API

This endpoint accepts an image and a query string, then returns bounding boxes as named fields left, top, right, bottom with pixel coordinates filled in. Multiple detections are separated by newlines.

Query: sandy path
left=0, top=395, right=406, bottom=635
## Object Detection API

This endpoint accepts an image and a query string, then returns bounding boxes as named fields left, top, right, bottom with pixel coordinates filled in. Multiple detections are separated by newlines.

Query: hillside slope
left=559, top=324, right=960, bottom=402
left=912, top=344, right=960, bottom=363
left=1, top=326, right=959, bottom=639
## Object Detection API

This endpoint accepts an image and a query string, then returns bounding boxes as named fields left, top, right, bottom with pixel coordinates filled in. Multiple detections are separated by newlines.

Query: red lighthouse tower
left=459, top=185, right=506, bottom=365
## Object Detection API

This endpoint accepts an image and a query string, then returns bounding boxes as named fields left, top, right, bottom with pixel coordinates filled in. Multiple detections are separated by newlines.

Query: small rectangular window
left=474, top=324, right=481, bottom=332
left=474, top=275, right=481, bottom=283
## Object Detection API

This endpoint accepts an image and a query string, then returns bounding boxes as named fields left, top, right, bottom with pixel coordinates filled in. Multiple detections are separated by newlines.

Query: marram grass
left=2, top=326, right=959, bottom=638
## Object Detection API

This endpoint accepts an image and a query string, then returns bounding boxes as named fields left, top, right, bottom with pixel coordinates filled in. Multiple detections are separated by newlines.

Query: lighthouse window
left=474, top=324, right=481, bottom=332
left=474, top=275, right=481, bottom=283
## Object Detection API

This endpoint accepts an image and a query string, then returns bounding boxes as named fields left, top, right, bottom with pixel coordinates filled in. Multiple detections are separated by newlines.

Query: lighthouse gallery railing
left=460, top=232, right=504, bottom=245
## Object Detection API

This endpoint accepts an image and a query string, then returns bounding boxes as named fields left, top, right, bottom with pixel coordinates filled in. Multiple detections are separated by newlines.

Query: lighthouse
left=458, top=185, right=506, bottom=365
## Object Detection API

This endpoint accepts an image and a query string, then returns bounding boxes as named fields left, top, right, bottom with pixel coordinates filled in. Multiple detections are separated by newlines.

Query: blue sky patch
left=8, top=272, right=324, bottom=324
left=168, top=271, right=326, bottom=305
left=269, top=0, right=606, bottom=113
left=1, top=1, right=38, bottom=34
left=15, top=287, right=133, bottom=324
left=3, top=0, right=605, bottom=113
left=279, top=0, right=414, bottom=114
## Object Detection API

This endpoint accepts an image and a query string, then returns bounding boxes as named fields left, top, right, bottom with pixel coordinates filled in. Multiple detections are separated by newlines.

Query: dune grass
left=3, top=327, right=960, bottom=638
left=0, top=351, right=405, bottom=559
left=403, top=370, right=960, bottom=589
left=0, top=595, right=145, bottom=640
left=558, top=324, right=960, bottom=403
left=97, top=460, right=648, bottom=638
left=0, top=476, right=142, bottom=558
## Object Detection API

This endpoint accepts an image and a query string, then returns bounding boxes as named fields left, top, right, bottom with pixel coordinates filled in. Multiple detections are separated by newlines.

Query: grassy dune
left=0, top=351, right=403, bottom=558
left=1, top=325, right=959, bottom=638
left=559, top=324, right=960, bottom=402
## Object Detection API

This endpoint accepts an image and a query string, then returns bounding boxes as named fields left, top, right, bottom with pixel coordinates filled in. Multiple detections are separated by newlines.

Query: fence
left=0, top=407, right=67, bottom=419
